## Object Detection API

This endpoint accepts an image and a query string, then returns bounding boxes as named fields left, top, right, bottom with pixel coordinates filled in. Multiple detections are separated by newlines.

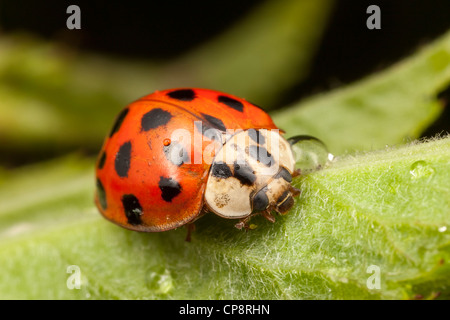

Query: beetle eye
left=287, top=135, right=333, bottom=173
left=252, top=187, right=269, bottom=212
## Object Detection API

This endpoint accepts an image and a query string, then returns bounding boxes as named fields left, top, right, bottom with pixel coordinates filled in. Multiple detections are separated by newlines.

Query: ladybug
left=95, top=88, right=303, bottom=239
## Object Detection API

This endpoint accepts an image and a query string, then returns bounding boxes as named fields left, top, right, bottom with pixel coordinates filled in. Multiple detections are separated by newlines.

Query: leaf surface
left=0, top=137, right=448, bottom=299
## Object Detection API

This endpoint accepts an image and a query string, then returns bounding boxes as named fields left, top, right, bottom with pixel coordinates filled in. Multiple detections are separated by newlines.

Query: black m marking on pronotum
left=248, top=145, right=274, bottom=167
left=233, top=161, right=256, bottom=186
left=211, top=162, right=233, bottom=179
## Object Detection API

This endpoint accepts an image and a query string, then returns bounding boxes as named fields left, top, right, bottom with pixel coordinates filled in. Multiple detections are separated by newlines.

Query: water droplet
left=147, top=268, right=173, bottom=294
left=409, top=160, right=435, bottom=180
left=340, top=277, right=348, bottom=283
left=163, top=138, right=171, bottom=146
left=438, top=226, right=447, bottom=233
left=288, top=135, right=331, bottom=173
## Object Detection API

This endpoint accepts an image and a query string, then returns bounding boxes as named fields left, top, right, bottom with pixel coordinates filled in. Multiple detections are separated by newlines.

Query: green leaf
left=273, top=30, right=450, bottom=155
left=0, top=137, right=448, bottom=299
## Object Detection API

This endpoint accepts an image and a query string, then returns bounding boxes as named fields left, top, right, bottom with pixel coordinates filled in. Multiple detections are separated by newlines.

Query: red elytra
left=95, top=88, right=279, bottom=232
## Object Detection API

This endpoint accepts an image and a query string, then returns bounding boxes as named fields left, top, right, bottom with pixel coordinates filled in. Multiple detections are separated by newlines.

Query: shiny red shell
left=95, top=88, right=278, bottom=232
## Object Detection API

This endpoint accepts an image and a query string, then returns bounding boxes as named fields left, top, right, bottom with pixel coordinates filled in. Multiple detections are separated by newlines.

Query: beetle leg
left=261, top=209, right=276, bottom=223
left=290, top=186, right=301, bottom=197
left=235, top=216, right=252, bottom=231
left=291, top=168, right=302, bottom=178
left=184, top=223, right=196, bottom=242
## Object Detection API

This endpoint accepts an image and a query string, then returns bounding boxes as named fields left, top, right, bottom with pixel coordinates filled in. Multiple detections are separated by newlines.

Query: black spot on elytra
left=201, top=113, right=227, bottom=132
left=98, top=151, right=106, bottom=169
left=248, top=129, right=265, bottom=145
left=167, top=89, right=196, bottom=101
left=141, top=108, right=172, bottom=131
left=122, top=194, right=143, bottom=225
left=252, top=187, right=269, bottom=212
left=274, top=167, right=292, bottom=183
left=109, top=108, right=129, bottom=137
left=96, top=179, right=107, bottom=210
left=163, top=142, right=190, bottom=166
left=211, top=162, right=232, bottom=179
left=218, top=95, right=244, bottom=112
left=115, top=141, right=132, bottom=178
left=159, top=176, right=182, bottom=202
left=233, top=161, right=256, bottom=186
left=248, top=145, right=274, bottom=167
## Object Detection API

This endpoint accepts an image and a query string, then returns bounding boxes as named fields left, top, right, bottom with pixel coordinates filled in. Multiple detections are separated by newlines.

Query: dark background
left=1, top=0, right=449, bottom=136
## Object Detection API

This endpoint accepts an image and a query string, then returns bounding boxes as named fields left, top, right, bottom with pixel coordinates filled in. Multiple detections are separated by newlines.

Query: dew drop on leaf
left=409, top=160, right=435, bottom=180
left=146, top=268, right=173, bottom=295
left=287, top=135, right=332, bottom=173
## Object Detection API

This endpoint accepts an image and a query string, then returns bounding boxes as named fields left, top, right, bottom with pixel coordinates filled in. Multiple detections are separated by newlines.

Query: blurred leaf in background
left=0, top=0, right=334, bottom=165
left=274, top=30, right=450, bottom=155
